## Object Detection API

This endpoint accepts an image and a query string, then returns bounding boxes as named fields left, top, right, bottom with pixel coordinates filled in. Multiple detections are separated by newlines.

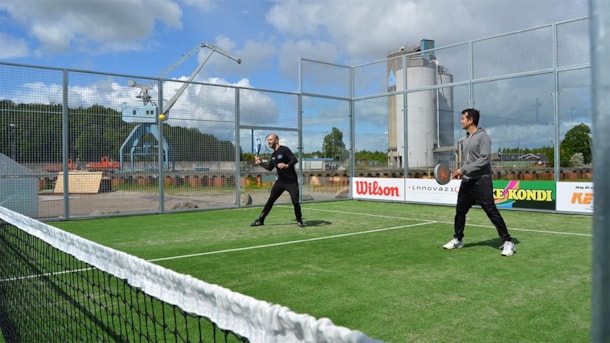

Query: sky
left=0, top=0, right=591, bottom=155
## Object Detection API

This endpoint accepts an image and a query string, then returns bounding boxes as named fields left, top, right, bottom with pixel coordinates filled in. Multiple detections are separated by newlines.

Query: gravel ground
left=37, top=187, right=344, bottom=219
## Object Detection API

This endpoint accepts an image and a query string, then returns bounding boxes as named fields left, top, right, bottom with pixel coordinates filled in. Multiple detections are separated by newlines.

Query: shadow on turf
left=301, top=220, right=332, bottom=227
left=252, top=220, right=332, bottom=227
left=463, top=237, right=520, bottom=250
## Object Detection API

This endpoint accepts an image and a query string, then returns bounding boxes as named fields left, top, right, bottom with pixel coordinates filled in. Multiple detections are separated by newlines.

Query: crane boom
left=156, top=44, right=204, bottom=82
left=126, top=42, right=241, bottom=114
left=161, top=43, right=241, bottom=116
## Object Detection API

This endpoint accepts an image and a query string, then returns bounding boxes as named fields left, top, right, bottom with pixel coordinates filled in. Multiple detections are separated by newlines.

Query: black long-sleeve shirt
left=260, top=145, right=298, bottom=184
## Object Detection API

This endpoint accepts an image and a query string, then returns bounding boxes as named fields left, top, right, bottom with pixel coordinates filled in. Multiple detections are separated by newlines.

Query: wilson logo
left=354, top=181, right=400, bottom=197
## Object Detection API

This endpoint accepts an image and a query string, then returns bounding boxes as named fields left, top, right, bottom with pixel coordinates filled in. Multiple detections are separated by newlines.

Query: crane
left=122, top=42, right=241, bottom=122
left=119, top=43, right=242, bottom=171
left=160, top=43, right=241, bottom=120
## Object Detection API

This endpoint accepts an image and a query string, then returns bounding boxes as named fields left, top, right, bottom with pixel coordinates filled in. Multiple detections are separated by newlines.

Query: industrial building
left=386, top=40, right=455, bottom=169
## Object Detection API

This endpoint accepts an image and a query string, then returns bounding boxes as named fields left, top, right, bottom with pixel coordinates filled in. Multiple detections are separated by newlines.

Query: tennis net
left=0, top=205, right=382, bottom=343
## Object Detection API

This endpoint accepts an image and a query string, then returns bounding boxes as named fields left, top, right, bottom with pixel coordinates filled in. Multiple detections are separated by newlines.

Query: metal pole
left=61, top=70, right=70, bottom=219
left=431, top=59, right=440, bottom=148
left=9, top=123, right=16, bottom=160
left=157, top=79, right=165, bottom=213
left=590, top=0, right=610, bottom=341
left=235, top=89, right=242, bottom=208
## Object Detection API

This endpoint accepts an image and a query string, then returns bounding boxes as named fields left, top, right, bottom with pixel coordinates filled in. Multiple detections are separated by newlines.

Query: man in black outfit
left=250, top=133, right=304, bottom=228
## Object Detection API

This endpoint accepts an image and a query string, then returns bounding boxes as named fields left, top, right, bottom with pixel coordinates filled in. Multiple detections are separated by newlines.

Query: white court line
left=148, top=221, right=436, bottom=262
left=287, top=205, right=430, bottom=222
left=150, top=205, right=591, bottom=263
left=0, top=267, right=93, bottom=283
left=297, top=205, right=593, bottom=237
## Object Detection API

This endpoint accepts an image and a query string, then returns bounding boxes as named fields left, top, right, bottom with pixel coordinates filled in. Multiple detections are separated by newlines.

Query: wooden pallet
left=54, top=171, right=105, bottom=194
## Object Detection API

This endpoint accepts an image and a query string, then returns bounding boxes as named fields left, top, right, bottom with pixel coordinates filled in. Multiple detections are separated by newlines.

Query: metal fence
left=302, top=17, right=591, bottom=182
left=0, top=17, right=591, bottom=220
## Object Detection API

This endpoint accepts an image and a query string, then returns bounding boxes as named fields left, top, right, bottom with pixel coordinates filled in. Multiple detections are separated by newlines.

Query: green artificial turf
left=54, top=201, right=593, bottom=342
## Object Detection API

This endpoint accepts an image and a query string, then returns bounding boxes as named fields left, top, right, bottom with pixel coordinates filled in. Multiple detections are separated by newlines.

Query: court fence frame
left=0, top=17, right=591, bottom=220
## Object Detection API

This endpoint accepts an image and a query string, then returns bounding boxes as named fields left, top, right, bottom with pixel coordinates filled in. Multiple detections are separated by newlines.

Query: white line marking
left=150, top=204, right=590, bottom=263
left=296, top=206, right=427, bottom=221
left=299, top=205, right=593, bottom=237
left=0, top=267, right=92, bottom=283
left=463, top=223, right=592, bottom=237
left=148, top=221, right=436, bottom=262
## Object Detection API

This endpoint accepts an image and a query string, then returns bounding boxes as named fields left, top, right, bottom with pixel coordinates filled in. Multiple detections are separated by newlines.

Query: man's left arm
left=285, top=148, right=298, bottom=167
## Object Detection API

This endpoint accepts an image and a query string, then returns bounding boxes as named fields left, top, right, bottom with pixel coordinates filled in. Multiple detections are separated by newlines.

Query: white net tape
left=0, top=206, right=382, bottom=343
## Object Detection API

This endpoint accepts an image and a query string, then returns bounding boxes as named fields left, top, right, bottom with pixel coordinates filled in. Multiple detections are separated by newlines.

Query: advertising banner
left=405, top=178, right=460, bottom=205
left=352, top=177, right=405, bottom=201
left=492, top=180, right=556, bottom=210
left=556, top=182, right=593, bottom=214
left=351, top=178, right=561, bottom=212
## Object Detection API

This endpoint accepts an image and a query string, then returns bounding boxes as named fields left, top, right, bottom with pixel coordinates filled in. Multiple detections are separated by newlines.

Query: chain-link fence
left=302, top=17, right=590, bottom=183
left=0, top=17, right=590, bottom=219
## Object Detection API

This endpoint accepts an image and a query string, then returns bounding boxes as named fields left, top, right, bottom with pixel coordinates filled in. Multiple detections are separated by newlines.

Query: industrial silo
left=387, top=40, right=454, bottom=169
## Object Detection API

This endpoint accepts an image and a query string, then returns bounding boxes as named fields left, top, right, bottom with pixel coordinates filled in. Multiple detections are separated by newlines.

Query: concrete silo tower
left=387, top=40, right=454, bottom=169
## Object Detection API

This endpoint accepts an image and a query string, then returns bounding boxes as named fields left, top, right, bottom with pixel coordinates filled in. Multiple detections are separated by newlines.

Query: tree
left=354, top=150, right=387, bottom=166
left=323, top=127, right=348, bottom=161
left=560, top=123, right=591, bottom=167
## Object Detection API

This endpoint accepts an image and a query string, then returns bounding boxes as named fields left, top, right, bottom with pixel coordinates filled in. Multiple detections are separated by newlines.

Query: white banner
left=556, top=182, right=593, bottom=213
left=405, top=178, right=461, bottom=205
left=352, top=178, right=405, bottom=201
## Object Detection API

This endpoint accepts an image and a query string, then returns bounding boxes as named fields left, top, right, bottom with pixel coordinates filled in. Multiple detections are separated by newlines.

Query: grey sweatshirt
left=460, top=127, right=493, bottom=179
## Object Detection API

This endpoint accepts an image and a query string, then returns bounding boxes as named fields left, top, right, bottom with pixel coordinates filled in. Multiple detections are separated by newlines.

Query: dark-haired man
left=443, top=108, right=515, bottom=256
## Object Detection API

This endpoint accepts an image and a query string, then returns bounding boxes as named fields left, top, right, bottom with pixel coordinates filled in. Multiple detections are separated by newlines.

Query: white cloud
left=179, top=0, right=216, bottom=12
left=0, top=33, right=28, bottom=59
left=0, top=0, right=182, bottom=55
left=0, top=0, right=590, bottom=154
left=277, top=39, right=339, bottom=80
left=0, top=0, right=589, bottom=86
left=230, top=39, right=278, bottom=75
left=266, top=0, right=588, bottom=65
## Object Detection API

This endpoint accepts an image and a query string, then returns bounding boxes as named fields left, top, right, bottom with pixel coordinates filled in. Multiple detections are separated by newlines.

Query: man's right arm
left=255, top=156, right=274, bottom=171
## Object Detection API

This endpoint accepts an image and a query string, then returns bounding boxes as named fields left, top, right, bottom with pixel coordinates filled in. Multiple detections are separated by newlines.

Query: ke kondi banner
left=352, top=178, right=405, bottom=201
left=556, top=182, right=593, bottom=214
left=493, top=180, right=556, bottom=210
left=405, top=178, right=460, bottom=205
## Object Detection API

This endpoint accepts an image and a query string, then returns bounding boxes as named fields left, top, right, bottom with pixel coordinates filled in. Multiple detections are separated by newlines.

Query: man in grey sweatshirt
left=442, top=108, right=515, bottom=256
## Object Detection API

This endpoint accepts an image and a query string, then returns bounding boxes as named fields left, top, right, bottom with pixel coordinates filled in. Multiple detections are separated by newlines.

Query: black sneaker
left=296, top=221, right=305, bottom=228
left=250, top=219, right=264, bottom=227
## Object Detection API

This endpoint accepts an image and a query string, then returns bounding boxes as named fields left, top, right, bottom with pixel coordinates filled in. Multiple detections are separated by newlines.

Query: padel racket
left=434, top=163, right=452, bottom=185
left=255, top=138, right=262, bottom=157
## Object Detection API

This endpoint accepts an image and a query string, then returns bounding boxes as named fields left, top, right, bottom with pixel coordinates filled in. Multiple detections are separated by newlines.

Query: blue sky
left=0, top=0, right=591, bottom=155
left=0, top=0, right=589, bottom=92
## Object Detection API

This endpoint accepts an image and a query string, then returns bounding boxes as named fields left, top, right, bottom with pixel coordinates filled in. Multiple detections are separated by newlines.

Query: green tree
left=354, top=150, right=387, bottom=166
left=323, top=127, right=348, bottom=162
left=542, top=146, right=554, bottom=167
left=560, top=123, right=591, bottom=167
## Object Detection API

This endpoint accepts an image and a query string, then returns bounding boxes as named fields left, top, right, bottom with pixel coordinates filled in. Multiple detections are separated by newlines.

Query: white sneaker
left=501, top=241, right=515, bottom=256
left=443, top=238, right=463, bottom=249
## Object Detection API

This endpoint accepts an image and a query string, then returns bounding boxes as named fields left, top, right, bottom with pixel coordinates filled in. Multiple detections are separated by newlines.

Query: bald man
left=251, top=133, right=304, bottom=228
